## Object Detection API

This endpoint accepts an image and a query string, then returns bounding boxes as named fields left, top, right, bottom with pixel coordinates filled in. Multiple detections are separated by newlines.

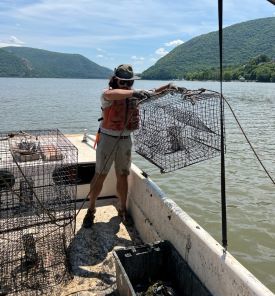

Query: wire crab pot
left=0, top=129, right=78, bottom=295
left=133, top=88, right=224, bottom=173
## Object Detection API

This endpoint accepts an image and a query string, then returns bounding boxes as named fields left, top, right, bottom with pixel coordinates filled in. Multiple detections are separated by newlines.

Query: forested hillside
left=0, top=47, right=112, bottom=78
left=185, top=54, right=275, bottom=82
left=0, top=48, right=31, bottom=77
left=142, top=17, right=275, bottom=80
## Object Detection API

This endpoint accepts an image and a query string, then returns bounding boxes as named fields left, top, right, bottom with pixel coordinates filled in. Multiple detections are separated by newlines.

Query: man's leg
left=115, top=137, right=132, bottom=213
left=116, top=173, right=128, bottom=212
left=83, top=173, right=107, bottom=228
left=116, top=172, right=133, bottom=226
left=88, top=173, right=107, bottom=210
left=82, top=133, right=116, bottom=228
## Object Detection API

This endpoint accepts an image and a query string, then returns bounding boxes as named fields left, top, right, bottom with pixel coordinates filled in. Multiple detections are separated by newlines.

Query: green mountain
left=0, top=47, right=113, bottom=78
left=142, top=17, right=275, bottom=80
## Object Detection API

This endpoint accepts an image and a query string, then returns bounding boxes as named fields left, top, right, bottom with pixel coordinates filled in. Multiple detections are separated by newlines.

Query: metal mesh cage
left=0, top=129, right=78, bottom=295
left=133, top=88, right=223, bottom=173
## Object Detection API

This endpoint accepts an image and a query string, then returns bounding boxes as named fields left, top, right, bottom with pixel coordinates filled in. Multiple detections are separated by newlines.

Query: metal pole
left=218, top=0, right=228, bottom=250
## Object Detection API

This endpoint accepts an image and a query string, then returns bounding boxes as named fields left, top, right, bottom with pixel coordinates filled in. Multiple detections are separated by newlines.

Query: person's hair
left=109, top=76, right=119, bottom=89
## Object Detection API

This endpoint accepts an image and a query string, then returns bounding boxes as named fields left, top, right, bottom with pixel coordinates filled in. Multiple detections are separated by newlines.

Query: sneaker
left=82, top=208, right=95, bottom=228
left=118, top=209, right=133, bottom=227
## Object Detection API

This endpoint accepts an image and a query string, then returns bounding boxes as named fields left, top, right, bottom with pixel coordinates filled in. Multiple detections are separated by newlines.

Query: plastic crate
left=114, top=240, right=212, bottom=296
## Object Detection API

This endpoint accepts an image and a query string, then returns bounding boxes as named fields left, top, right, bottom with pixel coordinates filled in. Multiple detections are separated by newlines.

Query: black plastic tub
left=113, top=240, right=213, bottom=296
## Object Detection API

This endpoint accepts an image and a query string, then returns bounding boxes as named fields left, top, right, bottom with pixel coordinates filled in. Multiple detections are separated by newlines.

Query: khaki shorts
left=96, top=133, right=132, bottom=175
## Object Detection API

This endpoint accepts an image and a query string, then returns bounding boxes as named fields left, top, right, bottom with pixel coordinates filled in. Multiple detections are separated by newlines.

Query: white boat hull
left=127, top=164, right=274, bottom=296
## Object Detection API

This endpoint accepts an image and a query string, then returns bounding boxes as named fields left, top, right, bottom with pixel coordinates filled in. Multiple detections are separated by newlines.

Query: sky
left=0, top=0, right=274, bottom=73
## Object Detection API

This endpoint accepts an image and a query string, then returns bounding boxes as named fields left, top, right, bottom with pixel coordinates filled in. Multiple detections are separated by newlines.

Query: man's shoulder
left=101, top=90, right=112, bottom=108
left=102, top=88, right=109, bottom=95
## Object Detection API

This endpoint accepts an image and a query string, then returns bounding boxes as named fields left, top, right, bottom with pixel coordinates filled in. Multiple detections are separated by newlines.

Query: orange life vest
left=102, top=99, right=139, bottom=131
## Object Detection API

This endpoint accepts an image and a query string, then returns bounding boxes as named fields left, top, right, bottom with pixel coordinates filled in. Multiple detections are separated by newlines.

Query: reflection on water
left=0, top=78, right=275, bottom=292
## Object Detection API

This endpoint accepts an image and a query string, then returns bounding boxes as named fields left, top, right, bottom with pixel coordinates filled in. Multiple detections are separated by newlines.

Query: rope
left=223, top=96, right=275, bottom=185
left=199, top=88, right=275, bottom=186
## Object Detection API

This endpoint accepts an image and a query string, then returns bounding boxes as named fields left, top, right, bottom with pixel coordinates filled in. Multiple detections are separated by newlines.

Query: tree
left=250, top=54, right=271, bottom=65
left=223, top=71, right=232, bottom=81
left=255, top=67, right=271, bottom=82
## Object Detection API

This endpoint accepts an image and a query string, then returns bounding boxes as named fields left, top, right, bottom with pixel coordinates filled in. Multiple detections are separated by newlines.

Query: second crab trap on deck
left=133, top=88, right=224, bottom=173
left=0, top=129, right=78, bottom=295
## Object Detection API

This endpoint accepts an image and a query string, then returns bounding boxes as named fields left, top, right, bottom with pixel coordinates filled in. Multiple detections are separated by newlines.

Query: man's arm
left=152, top=83, right=178, bottom=94
left=103, top=89, right=134, bottom=101
left=104, top=89, right=150, bottom=101
left=104, top=83, right=177, bottom=100
left=154, top=83, right=170, bottom=93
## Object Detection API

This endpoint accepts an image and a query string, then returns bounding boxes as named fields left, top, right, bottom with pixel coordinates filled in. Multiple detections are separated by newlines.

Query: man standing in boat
left=83, top=64, right=173, bottom=228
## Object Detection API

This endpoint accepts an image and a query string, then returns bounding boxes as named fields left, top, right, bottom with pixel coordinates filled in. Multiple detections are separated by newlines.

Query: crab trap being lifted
left=133, top=88, right=223, bottom=173
left=0, top=129, right=78, bottom=295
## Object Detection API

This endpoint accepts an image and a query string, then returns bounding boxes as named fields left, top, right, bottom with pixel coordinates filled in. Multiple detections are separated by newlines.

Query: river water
left=0, top=78, right=274, bottom=293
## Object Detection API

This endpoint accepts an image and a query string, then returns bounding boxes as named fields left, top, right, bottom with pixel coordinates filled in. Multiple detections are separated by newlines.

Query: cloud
left=155, top=48, right=169, bottom=57
left=97, top=54, right=103, bottom=58
left=131, top=55, right=144, bottom=61
left=0, top=35, right=25, bottom=47
left=96, top=48, right=105, bottom=52
left=131, top=56, right=145, bottom=69
left=165, top=39, right=184, bottom=47
left=152, top=39, right=183, bottom=60
left=2, top=0, right=221, bottom=46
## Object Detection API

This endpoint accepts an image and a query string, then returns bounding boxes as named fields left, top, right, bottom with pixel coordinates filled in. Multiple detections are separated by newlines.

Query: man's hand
left=132, top=90, right=150, bottom=100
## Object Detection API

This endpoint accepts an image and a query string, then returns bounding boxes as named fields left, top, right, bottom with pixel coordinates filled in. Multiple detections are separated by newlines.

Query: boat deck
left=60, top=198, right=143, bottom=296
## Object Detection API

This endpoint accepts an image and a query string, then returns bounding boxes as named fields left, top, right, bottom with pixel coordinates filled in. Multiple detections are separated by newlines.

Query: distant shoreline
left=1, top=76, right=274, bottom=83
